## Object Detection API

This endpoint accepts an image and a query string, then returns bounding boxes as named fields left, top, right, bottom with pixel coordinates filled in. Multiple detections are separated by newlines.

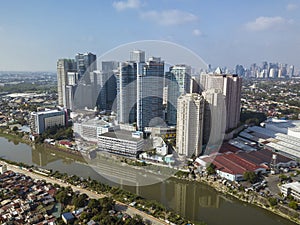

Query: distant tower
left=75, top=52, right=97, bottom=82
left=289, top=65, right=295, bottom=78
left=57, top=59, right=77, bottom=106
left=130, top=50, right=145, bottom=63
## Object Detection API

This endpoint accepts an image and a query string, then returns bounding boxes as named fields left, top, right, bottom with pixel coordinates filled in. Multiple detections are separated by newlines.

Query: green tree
left=243, top=171, right=258, bottom=184
left=12, top=126, right=18, bottom=132
left=268, top=197, right=277, bottom=207
left=289, top=201, right=298, bottom=210
left=72, top=193, right=88, bottom=208
left=206, top=163, right=216, bottom=175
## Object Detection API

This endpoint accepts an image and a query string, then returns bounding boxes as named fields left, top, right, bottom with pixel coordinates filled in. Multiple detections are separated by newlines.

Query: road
left=3, top=163, right=167, bottom=225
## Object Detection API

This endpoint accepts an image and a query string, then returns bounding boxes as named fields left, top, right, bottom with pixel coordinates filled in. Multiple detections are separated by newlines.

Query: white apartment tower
left=176, top=93, right=205, bottom=157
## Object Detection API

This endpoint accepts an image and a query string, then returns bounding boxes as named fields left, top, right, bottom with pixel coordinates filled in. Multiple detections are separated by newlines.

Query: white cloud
left=193, top=29, right=202, bottom=36
left=245, top=16, right=293, bottom=31
left=286, top=3, right=298, bottom=11
left=113, top=0, right=141, bottom=11
left=140, top=9, right=198, bottom=26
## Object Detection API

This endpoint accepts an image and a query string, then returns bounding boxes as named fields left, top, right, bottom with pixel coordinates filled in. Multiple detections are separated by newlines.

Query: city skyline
left=0, top=0, right=300, bottom=71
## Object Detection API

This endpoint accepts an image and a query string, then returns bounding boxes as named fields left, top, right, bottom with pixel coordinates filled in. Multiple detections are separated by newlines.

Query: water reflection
left=31, top=146, right=58, bottom=166
left=0, top=137, right=297, bottom=225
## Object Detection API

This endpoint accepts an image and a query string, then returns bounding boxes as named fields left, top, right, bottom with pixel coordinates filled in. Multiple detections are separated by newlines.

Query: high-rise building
left=75, top=52, right=97, bottom=80
left=200, top=69, right=242, bottom=131
left=289, top=65, right=295, bottom=77
left=176, top=93, right=205, bottom=157
left=202, top=89, right=226, bottom=147
left=70, top=52, right=97, bottom=110
left=65, top=85, right=76, bottom=111
left=99, top=61, right=118, bottom=111
left=117, top=51, right=166, bottom=131
left=137, top=57, right=165, bottom=131
left=117, top=61, right=137, bottom=124
left=67, top=72, right=79, bottom=86
left=57, top=59, right=77, bottom=106
left=235, top=65, right=245, bottom=77
left=130, top=50, right=145, bottom=63
left=93, top=63, right=118, bottom=112
left=165, top=65, right=191, bottom=125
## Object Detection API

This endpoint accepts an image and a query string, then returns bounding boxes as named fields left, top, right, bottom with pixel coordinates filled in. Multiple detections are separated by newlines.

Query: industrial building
left=240, top=123, right=300, bottom=160
left=195, top=142, right=296, bottom=181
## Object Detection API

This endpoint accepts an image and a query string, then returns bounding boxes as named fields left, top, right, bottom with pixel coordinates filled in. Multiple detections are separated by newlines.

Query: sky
left=0, top=0, right=299, bottom=71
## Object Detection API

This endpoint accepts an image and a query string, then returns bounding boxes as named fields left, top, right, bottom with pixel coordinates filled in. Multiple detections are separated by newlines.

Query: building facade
left=75, top=52, right=97, bottom=79
left=98, top=130, right=144, bottom=158
left=281, top=182, right=300, bottom=201
left=117, top=61, right=137, bottom=124
left=165, top=64, right=191, bottom=125
left=176, top=93, right=205, bottom=157
left=30, top=110, right=66, bottom=135
left=202, top=89, right=226, bottom=146
left=200, top=71, right=242, bottom=131
left=56, top=59, right=77, bottom=106
left=137, top=57, right=165, bottom=131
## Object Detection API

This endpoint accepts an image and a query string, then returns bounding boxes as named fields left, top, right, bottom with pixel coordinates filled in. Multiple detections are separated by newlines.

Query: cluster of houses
left=0, top=170, right=57, bottom=224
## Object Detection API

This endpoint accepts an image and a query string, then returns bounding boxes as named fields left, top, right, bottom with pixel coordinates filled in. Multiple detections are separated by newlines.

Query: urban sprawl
left=1, top=51, right=300, bottom=224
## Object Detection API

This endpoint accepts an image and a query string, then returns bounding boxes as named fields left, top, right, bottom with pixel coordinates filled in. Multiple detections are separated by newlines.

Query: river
left=0, top=136, right=296, bottom=225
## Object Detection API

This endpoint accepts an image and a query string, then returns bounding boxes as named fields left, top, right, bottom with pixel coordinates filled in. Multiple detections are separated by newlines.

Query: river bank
left=0, top=131, right=297, bottom=225
left=0, top=157, right=201, bottom=225
left=174, top=174, right=300, bottom=225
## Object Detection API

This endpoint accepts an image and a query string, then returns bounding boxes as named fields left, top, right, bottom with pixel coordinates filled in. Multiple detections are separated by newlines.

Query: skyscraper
left=289, top=65, right=295, bottom=77
left=137, top=57, right=165, bottom=131
left=130, top=50, right=145, bottom=63
left=176, top=93, right=205, bottom=157
left=56, top=59, right=77, bottom=106
left=117, top=61, right=137, bottom=124
left=70, top=52, right=97, bottom=110
left=200, top=69, right=242, bottom=131
left=116, top=51, right=165, bottom=131
left=75, top=52, right=97, bottom=80
left=165, top=65, right=191, bottom=125
left=94, top=61, right=118, bottom=111
left=202, top=89, right=226, bottom=147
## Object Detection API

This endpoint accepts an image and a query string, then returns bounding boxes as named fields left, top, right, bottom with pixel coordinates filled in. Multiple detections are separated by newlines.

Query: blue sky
left=0, top=0, right=299, bottom=71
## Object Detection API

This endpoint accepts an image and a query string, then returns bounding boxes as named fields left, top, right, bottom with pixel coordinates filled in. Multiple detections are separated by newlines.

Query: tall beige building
left=200, top=70, right=242, bottom=131
left=57, top=59, right=77, bottom=106
left=202, top=89, right=226, bottom=148
left=176, top=93, right=205, bottom=157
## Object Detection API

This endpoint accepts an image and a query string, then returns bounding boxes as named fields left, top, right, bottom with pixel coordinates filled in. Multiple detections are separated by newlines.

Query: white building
left=281, top=182, right=300, bottom=201
left=73, top=119, right=115, bottom=142
left=0, top=164, right=7, bottom=174
left=98, top=130, right=144, bottom=158
left=176, top=93, right=204, bottom=157
left=153, top=137, right=168, bottom=156
left=30, top=109, right=66, bottom=135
